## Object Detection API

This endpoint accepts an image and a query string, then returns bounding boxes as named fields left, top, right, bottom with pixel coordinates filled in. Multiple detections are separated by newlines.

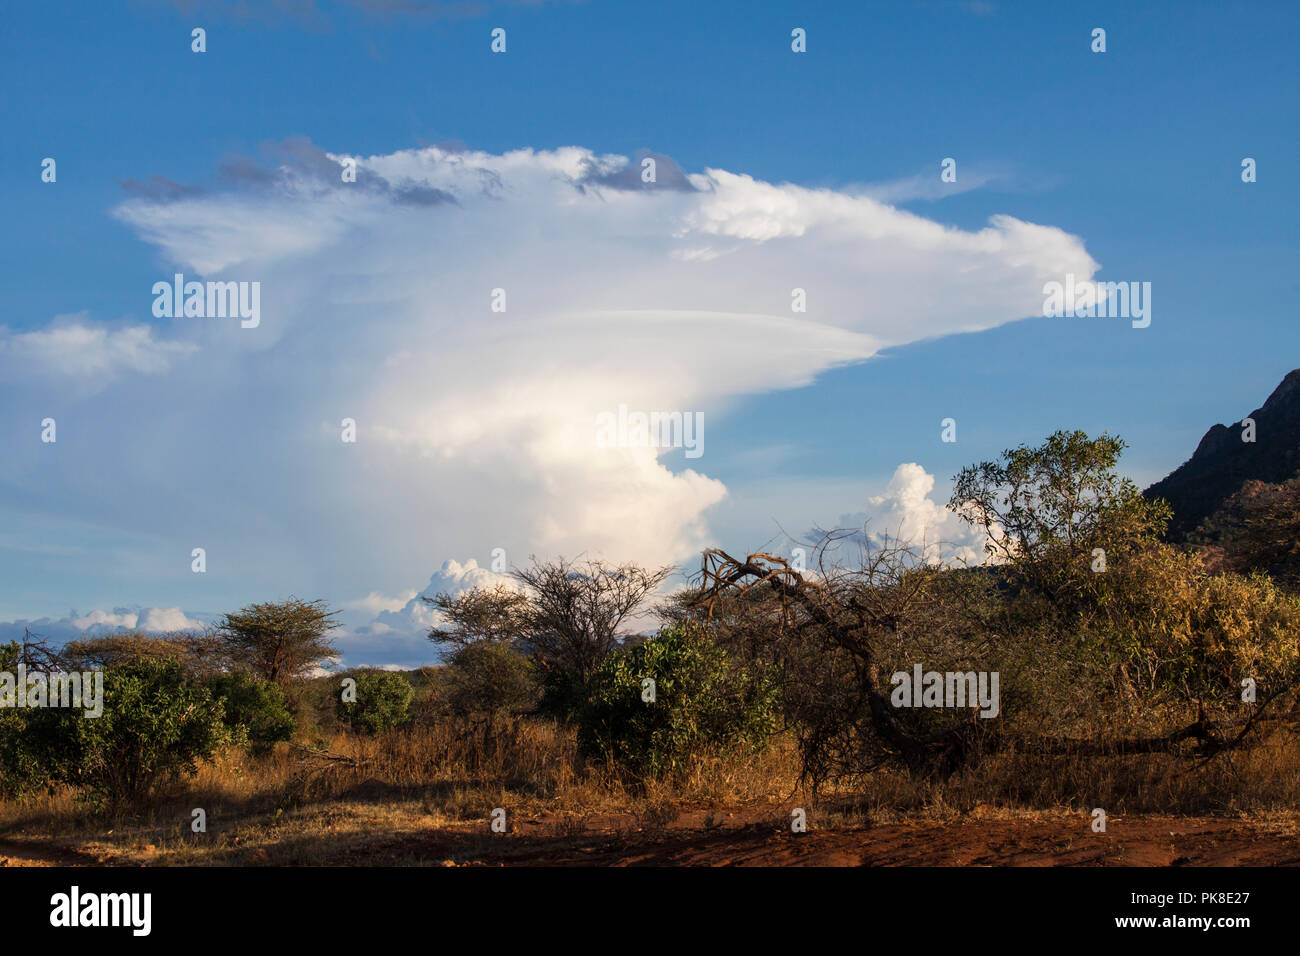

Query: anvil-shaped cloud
left=3, top=142, right=1100, bottom=625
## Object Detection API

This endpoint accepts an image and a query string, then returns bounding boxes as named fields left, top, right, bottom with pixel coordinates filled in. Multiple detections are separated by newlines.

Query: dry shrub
left=283, top=716, right=577, bottom=806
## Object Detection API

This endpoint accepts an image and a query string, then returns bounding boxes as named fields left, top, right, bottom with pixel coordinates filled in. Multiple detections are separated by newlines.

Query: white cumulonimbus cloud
left=809, top=463, right=997, bottom=567
left=338, top=558, right=517, bottom=664
left=1, top=143, right=1099, bottom=651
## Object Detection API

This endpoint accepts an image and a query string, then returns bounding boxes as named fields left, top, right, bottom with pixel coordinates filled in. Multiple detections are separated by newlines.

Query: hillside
left=1145, top=369, right=1300, bottom=540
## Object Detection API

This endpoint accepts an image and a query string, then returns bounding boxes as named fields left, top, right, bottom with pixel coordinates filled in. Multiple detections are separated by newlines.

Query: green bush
left=444, top=642, right=541, bottom=717
left=0, top=716, right=43, bottom=797
left=26, top=658, right=234, bottom=811
left=537, top=664, right=589, bottom=722
left=206, top=670, right=295, bottom=754
left=336, top=670, right=414, bottom=734
left=0, top=643, right=43, bottom=797
left=577, top=623, right=779, bottom=779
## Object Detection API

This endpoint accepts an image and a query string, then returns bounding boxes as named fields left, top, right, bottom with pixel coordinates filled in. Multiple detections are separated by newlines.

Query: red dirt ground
left=410, top=810, right=1300, bottom=867
left=7, top=808, right=1294, bottom=866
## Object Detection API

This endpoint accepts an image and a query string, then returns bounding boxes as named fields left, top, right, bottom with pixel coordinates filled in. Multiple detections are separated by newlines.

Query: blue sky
left=2, top=0, right=1297, bottom=663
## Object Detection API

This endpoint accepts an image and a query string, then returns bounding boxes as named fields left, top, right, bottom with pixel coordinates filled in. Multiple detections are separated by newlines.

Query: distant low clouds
left=343, top=589, right=420, bottom=617
left=336, top=558, right=516, bottom=667
left=0, top=606, right=211, bottom=645
left=368, top=558, right=512, bottom=633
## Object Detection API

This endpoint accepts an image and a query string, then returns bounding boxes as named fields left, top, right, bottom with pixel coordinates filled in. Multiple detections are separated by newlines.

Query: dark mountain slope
left=1145, top=369, right=1300, bottom=540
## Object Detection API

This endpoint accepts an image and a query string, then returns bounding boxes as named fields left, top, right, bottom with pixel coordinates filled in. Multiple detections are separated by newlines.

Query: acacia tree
left=426, top=585, right=530, bottom=650
left=217, top=598, right=340, bottom=691
left=425, top=558, right=672, bottom=714
left=62, top=632, right=233, bottom=678
left=513, top=557, right=673, bottom=688
left=3, top=629, right=69, bottom=673
left=949, top=429, right=1171, bottom=612
left=424, top=585, right=539, bottom=716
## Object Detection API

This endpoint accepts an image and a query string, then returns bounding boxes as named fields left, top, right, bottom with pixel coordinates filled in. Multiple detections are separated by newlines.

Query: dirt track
left=406, top=812, right=1300, bottom=867
left=6, top=810, right=1296, bottom=866
left=0, top=838, right=106, bottom=867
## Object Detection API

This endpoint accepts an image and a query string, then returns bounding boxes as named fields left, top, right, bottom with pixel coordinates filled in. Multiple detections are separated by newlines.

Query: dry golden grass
left=1, top=716, right=1296, bottom=866
left=0, top=716, right=803, bottom=864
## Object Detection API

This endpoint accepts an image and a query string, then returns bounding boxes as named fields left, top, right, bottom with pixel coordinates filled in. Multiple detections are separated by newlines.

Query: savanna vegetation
left=2, top=431, right=1298, bottom=864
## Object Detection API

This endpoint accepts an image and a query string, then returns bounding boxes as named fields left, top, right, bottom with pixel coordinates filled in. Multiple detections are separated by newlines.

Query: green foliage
left=537, top=664, right=588, bottom=722
left=513, top=559, right=673, bottom=692
left=206, top=671, right=295, bottom=754
left=336, top=670, right=414, bottom=734
left=217, top=597, right=340, bottom=691
left=25, top=658, right=234, bottom=811
left=0, top=712, right=43, bottom=798
left=443, top=642, right=541, bottom=717
left=1191, top=476, right=1300, bottom=591
left=1081, top=544, right=1300, bottom=703
left=952, top=430, right=1300, bottom=712
left=427, top=560, right=673, bottom=715
left=577, top=623, right=778, bottom=779
left=951, top=429, right=1171, bottom=605
left=62, top=631, right=233, bottom=678
left=426, top=586, right=530, bottom=648
left=0, top=643, right=43, bottom=797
